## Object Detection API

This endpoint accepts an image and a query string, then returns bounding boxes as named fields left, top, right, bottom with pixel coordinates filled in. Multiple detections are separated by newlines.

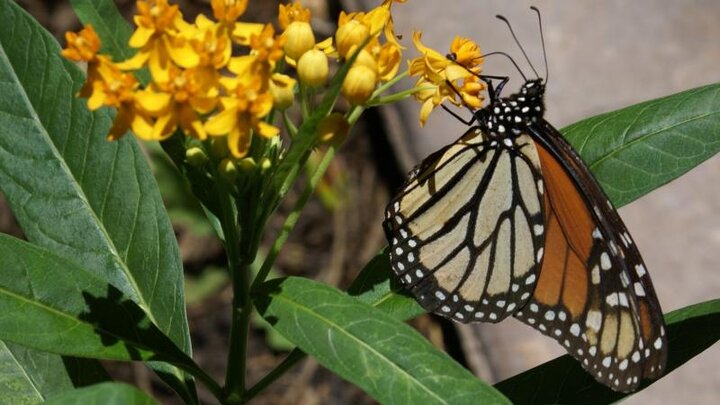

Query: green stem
left=299, top=83, right=310, bottom=120
left=283, top=110, right=298, bottom=137
left=252, top=146, right=337, bottom=290
left=373, top=69, right=409, bottom=96
left=178, top=360, right=225, bottom=403
left=245, top=348, right=306, bottom=400
left=366, top=86, right=435, bottom=107
left=347, top=106, right=365, bottom=126
left=219, top=185, right=252, bottom=402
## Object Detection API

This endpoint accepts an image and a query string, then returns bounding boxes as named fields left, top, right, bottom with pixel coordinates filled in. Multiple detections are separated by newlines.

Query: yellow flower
left=449, top=35, right=483, bottom=70
left=211, top=0, right=248, bottom=24
left=134, top=67, right=218, bottom=140
left=368, top=40, right=401, bottom=82
left=61, top=25, right=109, bottom=99
left=226, top=24, right=285, bottom=92
left=342, top=65, right=377, bottom=105
left=61, top=24, right=101, bottom=62
left=335, top=17, right=370, bottom=59
left=278, top=2, right=311, bottom=29
left=119, top=0, right=199, bottom=83
left=457, top=74, right=484, bottom=109
left=283, top=21, right=315, bottom=61
left=297, top=49, right=329, bottom=87
left=269, top=73, right=297, bottom=109
left=83, top=63, right=152, bottom=140
left=250, top=24, right=285, bottom=67
left=205, top=82, right=279, bottom=158
left=191, top=14, right=232, bottom=70
left=408, top=31, right=485, bottom=125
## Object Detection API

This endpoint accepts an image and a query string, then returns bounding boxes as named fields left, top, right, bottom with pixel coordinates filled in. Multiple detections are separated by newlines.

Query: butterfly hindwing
left=384, top=128, right=546, bottom=323
left=513, top=121, right=666, bottom=392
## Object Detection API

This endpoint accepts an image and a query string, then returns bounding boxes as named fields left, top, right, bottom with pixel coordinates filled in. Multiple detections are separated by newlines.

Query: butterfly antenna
left=481, top=51, right=527, bottom=81
left=496, top=14, right=539, bottom=78
left=530, top=6, right=549, bottom=85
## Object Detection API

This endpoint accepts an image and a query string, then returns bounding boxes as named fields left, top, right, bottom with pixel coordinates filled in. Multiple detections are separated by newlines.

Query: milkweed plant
left=0, top=0, right=718, bottom=404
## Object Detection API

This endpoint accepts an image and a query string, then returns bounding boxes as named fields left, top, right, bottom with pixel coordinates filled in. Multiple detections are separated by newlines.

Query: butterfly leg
left=441, top=104, right=475, bottom=125
left=478, top=74, right=509, bottom=100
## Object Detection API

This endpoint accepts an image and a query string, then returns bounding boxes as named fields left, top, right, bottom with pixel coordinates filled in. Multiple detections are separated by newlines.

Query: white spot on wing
left=586, top=310, right=602, bottom=331
left=635, top=281, right=645, bottom=297
left=600, top=252, right=611, bottom=270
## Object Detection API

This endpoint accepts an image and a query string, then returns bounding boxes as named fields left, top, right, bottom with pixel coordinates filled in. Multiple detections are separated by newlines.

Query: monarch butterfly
left=383, top=9, right=667, bottom=392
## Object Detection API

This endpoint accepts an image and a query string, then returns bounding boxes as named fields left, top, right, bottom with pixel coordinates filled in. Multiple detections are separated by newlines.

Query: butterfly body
left=383, top=77, right=667, bottom=392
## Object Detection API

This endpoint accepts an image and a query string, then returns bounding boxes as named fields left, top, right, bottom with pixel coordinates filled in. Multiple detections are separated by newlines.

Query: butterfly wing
left=384, top=127, right=546, bottom=323
left=513, top=120, right=667, bottom=392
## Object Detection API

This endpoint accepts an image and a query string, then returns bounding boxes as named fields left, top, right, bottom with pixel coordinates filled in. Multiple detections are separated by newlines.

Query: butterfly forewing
left=384, top=128, right=546, bottom=323
left=512, top=122, right=667, bottom=392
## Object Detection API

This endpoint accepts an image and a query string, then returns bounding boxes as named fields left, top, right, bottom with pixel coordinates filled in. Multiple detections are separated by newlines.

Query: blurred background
left=6, top=0, right=719, bottom=403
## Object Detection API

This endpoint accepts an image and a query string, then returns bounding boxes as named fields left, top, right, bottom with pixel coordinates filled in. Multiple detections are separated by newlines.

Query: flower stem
left=244, top=348, right=306, bottom=400
left=252, top=146, right=337, bottom=290
left=366, top=85, right=435, bottom=107
left=219, top=185, right=252, bottom=402
left=372, top=69, right=409, bottom=97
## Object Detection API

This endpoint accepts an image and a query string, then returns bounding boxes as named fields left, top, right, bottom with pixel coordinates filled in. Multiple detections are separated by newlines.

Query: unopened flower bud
left=317, top=113, right=350, bottom=145
left=270, top=73, right=297, bottom=110
left=218, top=158, right=238, bottom=181
left=283, top=21, right=316, bottom=60
left=238, top=157, right=257, bottom=172
left=185, top=147, right=209, bottom=166
left=298, top=49, right=329, bottom=87
left=335, top=20, right=370, bottom=59
left=260, top=157, right=272, bottom=172
left=348, top=47, right=377, bottom=73
left=341, top=65, right=377, bottom=105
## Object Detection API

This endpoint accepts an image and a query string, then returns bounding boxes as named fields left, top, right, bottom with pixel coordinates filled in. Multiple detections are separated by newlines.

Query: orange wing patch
left=532, top=146, right=592, bottom=319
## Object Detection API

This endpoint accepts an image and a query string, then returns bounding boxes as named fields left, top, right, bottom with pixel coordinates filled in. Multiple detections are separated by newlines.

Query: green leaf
left=0, top=341, right=75, bottom=405
left=0, top=234, right=194, bottom=368
left=255, top=277, right=511, bottom=405
left=348, top=248, right=424, bottom=321
left=563, top=83, right=720, bottom=207
left=0, top=0, right=193, bottom=399
left=45, top=382, right=160, bottom=405
left=494, top=299, right=720, bottom=404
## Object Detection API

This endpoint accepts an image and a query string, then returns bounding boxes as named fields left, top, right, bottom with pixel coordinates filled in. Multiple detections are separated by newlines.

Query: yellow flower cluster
left=334, top=0, right=404, bottom=105
left=62, top=0, right=406, bottom=159
left=408, top=33, right=485, bottom=126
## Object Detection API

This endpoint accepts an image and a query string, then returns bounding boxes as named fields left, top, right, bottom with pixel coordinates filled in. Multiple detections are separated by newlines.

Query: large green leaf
left=0, top=342, right=75, bottom=405
left=0, top=234, right=194, bottom=368
left=0, top=0, right=193, bottom=399
left=494, top=299, right=720, bottom=404
left=255, top=277, right=511, bottom=405
left=45, top=382, right=160, bottom=405
left=563, top=82, right=720, bottom=207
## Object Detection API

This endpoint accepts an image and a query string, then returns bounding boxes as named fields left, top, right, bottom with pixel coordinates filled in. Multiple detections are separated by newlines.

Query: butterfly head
left=480, top=78, right=546, bottom=138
